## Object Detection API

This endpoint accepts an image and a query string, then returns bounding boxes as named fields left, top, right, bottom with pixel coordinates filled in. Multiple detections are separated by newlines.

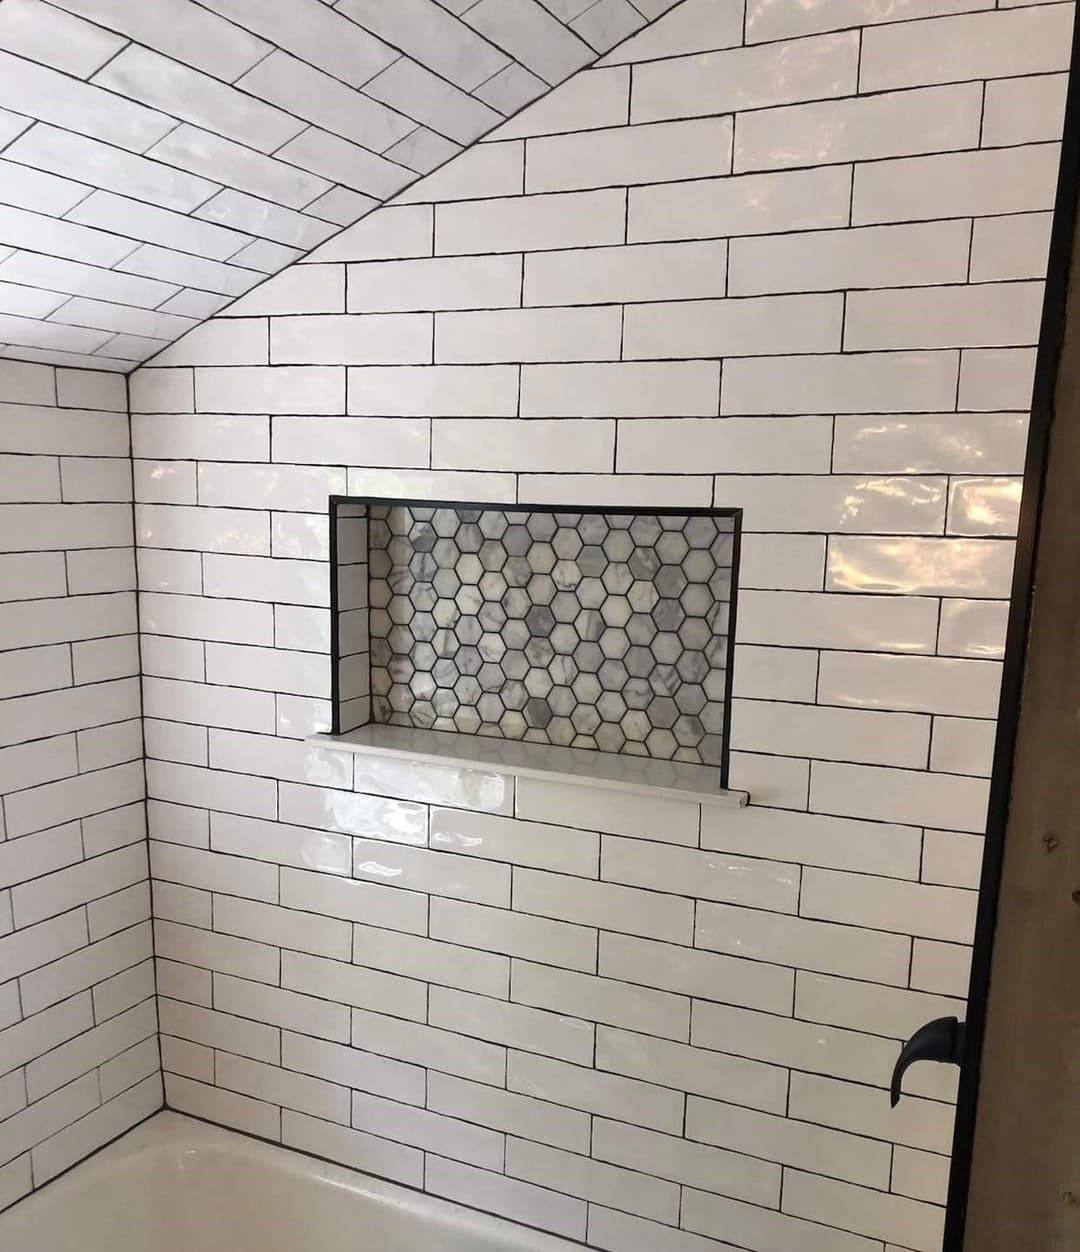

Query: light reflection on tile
left=827, top=536, right=1016, bottom=599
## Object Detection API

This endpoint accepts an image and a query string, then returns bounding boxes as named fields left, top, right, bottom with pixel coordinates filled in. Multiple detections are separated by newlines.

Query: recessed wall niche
left=331, top=498, right=741, bottom=782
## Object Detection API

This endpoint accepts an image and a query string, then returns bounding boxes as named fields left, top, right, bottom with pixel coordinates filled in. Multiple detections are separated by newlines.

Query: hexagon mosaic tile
left=357, top=505, right=737, bottom=767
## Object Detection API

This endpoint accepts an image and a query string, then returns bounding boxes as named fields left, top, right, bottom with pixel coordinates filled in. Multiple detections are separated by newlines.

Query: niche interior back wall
left=0, top=359, right=160, bottom=1210
left=123, top=1, right=1070, bottom=1249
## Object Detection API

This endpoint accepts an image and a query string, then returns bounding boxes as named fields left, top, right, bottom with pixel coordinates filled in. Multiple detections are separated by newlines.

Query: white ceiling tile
left=3, top=124, right=220, bottom=213
left=385, top=129, right=462, bottom=175
left=305, top=186, right=379, bottom=226
left=0, top=204, right=135, bottom=267
left=365, top=58, right=502, bottom=144
left=572, top=0, right=647, bottom=52
left=631, top=0, right=682, bottom=15
left=95, top=332, right=169, bottom=360
left=0, top=281, right=68, bottom=318
left=464, top=0, right=594, bottom=84
left=45, top=0, right=272, bottom=83
left=0, top=344, right=133, bottom=370
left=197, top=0, right=398, bottom=88
left=0, top=253, right=180, bottom=308
left=50, top=297, right=199, bottom=339
left=0, top=312, right=114, bottom=353
left=0, top=0, right=126, bottom=79
left=0, top=248, right=14, bottom=266
left=0, top=52, right=175, bottom=154
left=195, top=190, right=339, bottom=250
left=0, top=158, right=90, bottom=216
left=158, top=289, right=233, bottom=319
left=94, top=46, right=308, bottom=155
left=0, top=107, right=33, bottom=149
left=68, top=191, right=255, bottom=262
left=117, top=245, right=264, bottom=297
left=236, top=50, right=416, bottom=152
left=228, top=239, right=304, bottom=273
left=336, top=0, right=509, bottom=91
left=474, top=63, right=548, bottom=115
left=148, top=125, right=332, bottom=210
left=539, top=0, right=596, bottom=19
left=275, top=128, right=414, bottom=198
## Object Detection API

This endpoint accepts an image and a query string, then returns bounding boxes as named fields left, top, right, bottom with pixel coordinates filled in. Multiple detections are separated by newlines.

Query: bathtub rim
left=0, top=1110, right=587, bottom=1251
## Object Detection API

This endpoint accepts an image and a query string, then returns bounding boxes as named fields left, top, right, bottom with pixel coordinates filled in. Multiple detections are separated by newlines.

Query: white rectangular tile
left=436, top=306, right=621, bottom=364
left=692, top=999, right=896, bottom=1086
left=729, top=220, right=970, bottom=297
left=686, top=1094, right=889, bottom=1190
left=833, top=412, right=1028, bottom=475
left=736, top=590, right=938, bottom=653
left=526, top=118, right=731, bottom=194
left=818, top=651, right=1002, bottom=718
left=427, top=1155, right=585, bottom=1242
left=514, top=866, right=692, bottom=944
left=346, top=255, right=521, bottom=313
left=752, top=84, right=981, bottom=178
left=507, top=1049, right=683, bottom=1133
left=846, top=282, right=1043, bottom=351
left=280, top=867, right=427, bottom=936
left=634, top=31, right=857, bottom=123
left=800, top=865, right=978, bottom=943
left=860, top=5, right=1071, bottom=93
left=970, top=213, right=1053, bottom=284
left=683, top=1184, right=881, bottom=1252
left=353, top=1007, right=506, bottom=1087
left=283, top=1110, right=421, bottom=1187
left=509, top=1135, right=679, bottom=1222
left=783, top=1169, right=944, bottom=1252
left=625, top=293, right=842, bottom=360
left=433, top=418, right=613, bottom=473
left=629, top=167, right=851, bottom=243
left=827, top=536, right=1015, bottom=599
left=436, top=189, right=626, bottom=255
left=353, top=1088, right=502, bottom=1170
left=95, top=45, right=305, bottom=153
left=283, top=949, right=426, bottom=1022
left=853, top=145, right=1060, bottom=225
left=722, top=351, right=958, bottom=415
left=214, top=972, right=348, bottom=1044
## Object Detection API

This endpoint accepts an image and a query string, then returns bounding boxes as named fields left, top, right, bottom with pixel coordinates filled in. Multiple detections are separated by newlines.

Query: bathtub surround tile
left=0, top=0, right=1055, bottom=1239
left=0, top=366, right=159, bottom=1202
left=282, top=1110, right=423, bottom=1188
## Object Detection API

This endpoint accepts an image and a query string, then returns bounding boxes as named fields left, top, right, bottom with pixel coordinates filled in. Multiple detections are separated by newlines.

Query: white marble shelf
left=312, top=724, right=748, bottom=808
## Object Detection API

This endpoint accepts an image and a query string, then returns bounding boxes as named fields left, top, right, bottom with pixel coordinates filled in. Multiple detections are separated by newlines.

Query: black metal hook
left=890, top=1017, right=966, bottom=1107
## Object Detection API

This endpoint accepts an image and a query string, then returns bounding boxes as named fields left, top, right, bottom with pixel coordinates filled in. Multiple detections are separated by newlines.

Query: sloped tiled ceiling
left=0, top=0, right=678, bottom=371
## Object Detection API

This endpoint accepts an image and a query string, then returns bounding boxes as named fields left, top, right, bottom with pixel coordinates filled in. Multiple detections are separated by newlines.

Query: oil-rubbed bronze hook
left=890, top=1017, right=965, bottom=1108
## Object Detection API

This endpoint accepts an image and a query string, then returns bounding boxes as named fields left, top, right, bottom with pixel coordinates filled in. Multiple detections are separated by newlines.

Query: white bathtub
left=0, top=1113, right=580, bottom=1251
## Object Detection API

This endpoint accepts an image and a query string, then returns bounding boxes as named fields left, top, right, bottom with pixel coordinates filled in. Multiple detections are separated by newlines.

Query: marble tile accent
left=360, top=504, right=736, bottom=767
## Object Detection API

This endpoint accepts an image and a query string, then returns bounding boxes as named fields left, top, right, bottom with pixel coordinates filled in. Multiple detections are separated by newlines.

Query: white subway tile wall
left=17, top=0, right=1060, bottom=1247
left=0, top=359, right=161, bottom=1210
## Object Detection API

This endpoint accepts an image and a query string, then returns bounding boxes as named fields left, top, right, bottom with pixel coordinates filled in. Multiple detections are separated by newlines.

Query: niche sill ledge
left=312, top=725, right=748, bottom=809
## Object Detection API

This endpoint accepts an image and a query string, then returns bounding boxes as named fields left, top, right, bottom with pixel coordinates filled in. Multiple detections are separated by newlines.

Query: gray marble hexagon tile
left=367, top=505, right=736, bottom=766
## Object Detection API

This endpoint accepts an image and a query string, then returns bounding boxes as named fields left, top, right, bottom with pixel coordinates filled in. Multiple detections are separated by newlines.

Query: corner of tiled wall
left=0, top=358, right=161, bottom=1212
